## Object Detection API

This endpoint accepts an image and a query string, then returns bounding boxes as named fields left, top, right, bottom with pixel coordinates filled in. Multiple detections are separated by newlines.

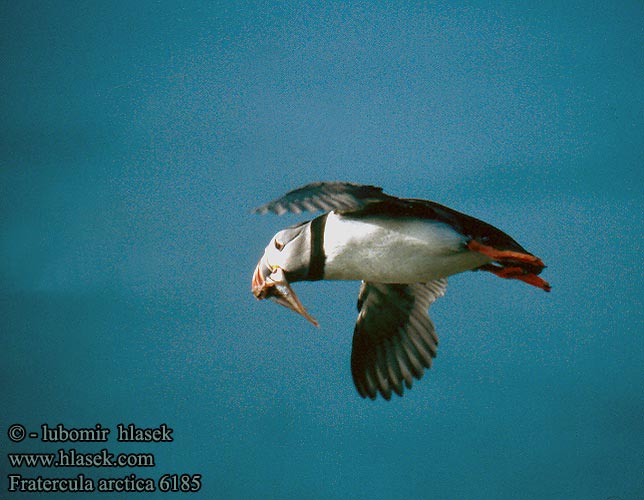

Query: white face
left=262, top=230, right=288, bottom=271
left=260, top=223, right=310, bottom=280
left=252, top=222, right=319, bottom=326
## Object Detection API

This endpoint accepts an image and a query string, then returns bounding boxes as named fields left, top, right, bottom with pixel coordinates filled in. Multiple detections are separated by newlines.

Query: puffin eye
left=274, top=239, right=284, bottom=251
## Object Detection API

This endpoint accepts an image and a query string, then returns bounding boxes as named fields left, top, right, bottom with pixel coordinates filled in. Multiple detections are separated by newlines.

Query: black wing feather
left=350, top=280, right=448, bottom=400
left=252, top=181, right=391, bottom=215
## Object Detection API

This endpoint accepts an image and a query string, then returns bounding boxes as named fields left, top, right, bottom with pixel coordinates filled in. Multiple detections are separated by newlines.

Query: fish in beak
left=252, top=261, right=319, bottom=327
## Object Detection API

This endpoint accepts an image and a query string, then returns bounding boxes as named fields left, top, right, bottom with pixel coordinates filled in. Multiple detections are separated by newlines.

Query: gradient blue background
left=2, top=2, right=643, bottom=499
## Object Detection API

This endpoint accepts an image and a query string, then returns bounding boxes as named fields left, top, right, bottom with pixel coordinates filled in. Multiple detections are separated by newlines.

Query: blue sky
left=2, top=2, right=643, bottom=499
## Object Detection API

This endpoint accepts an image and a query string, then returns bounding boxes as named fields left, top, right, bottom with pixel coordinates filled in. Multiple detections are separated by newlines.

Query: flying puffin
left=251, top=182, right=550, bottom=400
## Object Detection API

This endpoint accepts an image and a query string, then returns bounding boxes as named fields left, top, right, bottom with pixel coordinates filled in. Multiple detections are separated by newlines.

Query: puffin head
left=251, top=221, right=319, bottom=326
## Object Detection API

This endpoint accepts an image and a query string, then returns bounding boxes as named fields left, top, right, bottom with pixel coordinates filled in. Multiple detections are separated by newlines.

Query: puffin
left=251, top=182, right=550, bottom=400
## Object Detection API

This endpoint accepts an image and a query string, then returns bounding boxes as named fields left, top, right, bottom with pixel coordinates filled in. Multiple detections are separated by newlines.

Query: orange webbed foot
left=467, top=240, right=545, bottom=268
left=478, top=264, right=551, bottom=292
left=469, top=239, right=551, bottom=292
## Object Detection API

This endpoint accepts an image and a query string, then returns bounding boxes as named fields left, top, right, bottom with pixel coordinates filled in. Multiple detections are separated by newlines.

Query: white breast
left=322, top=211, right=491, bottom=283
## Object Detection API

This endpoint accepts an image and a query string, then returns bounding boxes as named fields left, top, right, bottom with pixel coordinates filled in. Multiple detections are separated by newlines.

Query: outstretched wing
left=252, top=181, right=391, bottom=215
left=351, top=280, right=448, bottom=400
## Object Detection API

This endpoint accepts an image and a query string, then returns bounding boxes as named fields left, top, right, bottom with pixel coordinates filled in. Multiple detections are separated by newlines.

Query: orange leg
left=479, top=264, right=551, bottom=292
left=467, top=240, right=545, bottom=268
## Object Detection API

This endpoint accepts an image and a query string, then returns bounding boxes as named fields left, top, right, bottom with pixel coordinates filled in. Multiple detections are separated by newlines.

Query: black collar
left=307, top=214, right=327, bottom=281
